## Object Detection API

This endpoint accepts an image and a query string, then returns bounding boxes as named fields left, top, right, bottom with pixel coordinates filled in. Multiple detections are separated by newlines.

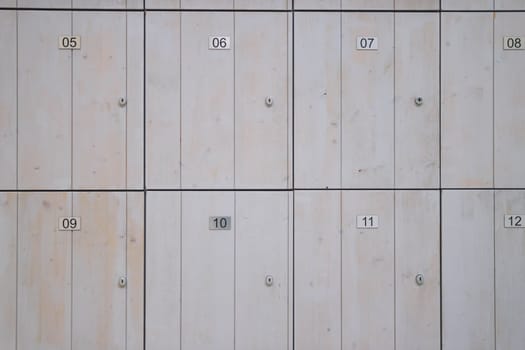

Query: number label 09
left=503, top=36, right=523, bottom=50
left=356, top=36, right=378, bottom=50
left=209, top=36, right=231, bottom=50
left=209, top=216, right=232, bottom=230
left=356, top=215, right=379, bottom=229
left=59, top=36, right=81, bottom=50
left=505, top=215, right=523, bottom=228
left=58, top=217, right=81, bottom=231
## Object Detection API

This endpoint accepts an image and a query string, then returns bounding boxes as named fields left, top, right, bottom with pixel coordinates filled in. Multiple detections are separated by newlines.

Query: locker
left=181, top=192, right=234, bottom=350
left=17, top=0, right=70, bottom=7
left=342, top=13, right=394, bottom=188
left=0, top=0, right=15, bottom=6
left=341, top=191, right=394, bottom=350
left=395, top=191, right=440, bottom=350
left=442, top=13, right=493, bottom=188
left=72, top=0, right=143, bottom=9
left=494, top=13, right=525, bottom=188
left=0, top=193, right=16, bottom=350
left=181, top=12, right=234, bottom=188
left=294, top=13, right=341, bottom=188
left=0, top=11, right=16, bottom=189
left=395, top=13, right=439, bottom=188
left=145, top=0, right=180, bottom=8
left=442, top=0, right=493, bottom=10
left=395, top=0, right=439, bottom=9
left=295, top=191, right=341, bottom=350
left=18, top=11, right=71, bottom=189
left=342, top=0, right=393, bottom=10
left=442, top=191, right=495, bottom=350
left=495, top=191, right=525, bottom=349
left=496, top=0, right=525, bottom=9
left=293, top=0, right=340, bottom=8
left=234, top=0, right=290, bottom=9
left=235, top=192, right=290, bottom=350
left=235, top=13, right=290, bottom=188
left=181, top=0, right=233, bottom=9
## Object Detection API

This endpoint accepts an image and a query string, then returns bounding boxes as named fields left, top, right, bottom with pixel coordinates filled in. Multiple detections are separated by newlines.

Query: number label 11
left=356, top=215, right=379, bottom=229
left=209, top=216, right=232, bottom=230
left=503, top=36, right=523, bottom=50
left=58, top=217, right=81, bottom=231
left=209, top=36, right=231, bottom=50
left=356, top=36, right=378, bottom=50
left=505, top=215, right=523, bottom=228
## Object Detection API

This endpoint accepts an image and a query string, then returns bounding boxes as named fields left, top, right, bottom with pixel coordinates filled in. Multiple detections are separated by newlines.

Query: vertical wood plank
left=145, top=0, right=181, bottom=8
left=293, top=0, right=340, bottom=8
left=395, top=0, right=439, bottom=9
left=442, top=0, right=493, bottom=10
left=496, top=0, right=525, bottom=9
left=181, top=0, right=233, bottom=9
left=17, top=0, right=71, bottom=7
left=342, top=0, right=393, bottom=9
left=234, top=0, right=290, bottom=9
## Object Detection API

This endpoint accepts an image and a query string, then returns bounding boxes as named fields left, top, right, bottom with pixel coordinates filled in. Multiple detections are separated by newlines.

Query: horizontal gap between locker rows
left=2, top=188, right=524, bottom=192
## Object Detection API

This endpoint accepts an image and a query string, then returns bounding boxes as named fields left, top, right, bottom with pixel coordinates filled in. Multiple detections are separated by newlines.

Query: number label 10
left=58, top=217, right=81, bottom=231
left=504, top=215, right=523, bottom=228
left=356, top=36, right=378, bottom=50
left=356, top=215, right=379, bottom=229
left=209, top=216, right=232, bottom=230
left=503, top=36, right=523, bottom=50
left=209, top=36, right=231, bottom=50
left=59, top=36, right=81, bottom=50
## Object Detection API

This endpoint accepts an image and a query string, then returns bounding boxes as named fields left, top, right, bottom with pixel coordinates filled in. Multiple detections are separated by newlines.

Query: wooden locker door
left=294, top=12, right=341, bottom=188
left=180, top=12, right=234, bottom=188
left=72, top=0, right=142, bottom=9
left=442, top=0, right=493, bottom=10
left=17, top=0, right=70, bottom=7
left=395, top=0, right=438, bottom=9
left=342, top=0, right=393, bottom=9
left=234, top=0, right=290, bottom=9
left=496, top=0, right=525, bottom=9
left=341, top=191, right=395, bottom=350
left=181, top=0, right=233, bottom=9
left=495, top=191, right=525, bottom=349
left=395, top=191, right=440, bottom=350
left=145, top=0, right=181, bottom=8
left=235, top=192, right=289, bottom=350
left=341, top=13, right=394, bottom=188
left=17, top=192, right=72, bottom=350
left=0, top=193, right=17, bottom=350
left=18, top=11, right=71, bottom=189
left=181, top=192, right=234, bottom=350
left=293, top=0, right=340, bottom=9
left=0, top=1, right=16, bottom=6
left=235, top=12, right=289, bottom=189
left=442, top=190, right=495, bottom=350
left=294, top=191, right=341, bottom=350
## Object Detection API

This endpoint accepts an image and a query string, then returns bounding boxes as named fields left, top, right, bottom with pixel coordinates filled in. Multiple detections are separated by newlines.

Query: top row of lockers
left=1, top=0, right=525, bottom=10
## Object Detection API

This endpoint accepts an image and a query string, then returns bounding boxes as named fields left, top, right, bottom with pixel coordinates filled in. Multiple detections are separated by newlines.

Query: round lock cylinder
left=265, top=96, right=274, bottom=107
left=265, top=275, right=274, bottom=287
left=414, top=96, right=424, bottom=106
left=118, top=276, right=127, bottom=288
left=415, top=273, right=424, bottom=286
left=118, top=97, right=127, bottom=107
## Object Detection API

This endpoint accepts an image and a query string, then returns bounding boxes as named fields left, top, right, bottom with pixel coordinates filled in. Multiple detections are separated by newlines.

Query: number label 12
left=209, top=216, right=232, bottom=230
left=59, top=36, right=81, bottom=50
left=356, top=36, right=378, bottom=50
left=58, top=217, right=81, bottom=231
left=356, top=215, right=379, bottom=229
left=209, top=36, right=231, bottom=50
left=504, top=215, right=523, bottom=228
left=503, top=36, right=523, bottom=50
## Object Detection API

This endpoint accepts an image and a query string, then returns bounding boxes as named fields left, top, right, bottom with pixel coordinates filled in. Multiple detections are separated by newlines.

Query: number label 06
left=59, top=36, right=81, bottom=50
left=209, top=216, right=232, bottom=230
left=58, top=217, right=81, bottom=231
left=356, top=36, right=378, bottom=50
left=209, top=36, right=231, bottom=50
left=505, top=215, right=523, bottom=228
left=356, top=215, right=379, bottom=229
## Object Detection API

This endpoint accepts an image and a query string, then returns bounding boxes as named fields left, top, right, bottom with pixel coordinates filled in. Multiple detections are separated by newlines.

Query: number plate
left=356, top=36, right=378, bottom=50
left=504, top=215, right=524, bottom=228
left=208, top=36, right=231, bottom=50
left=503, top=36, right=524, bottom=50
left=209, top=216, right=232, bottom=230
left=356, top=215, right=379, bottom=229
left=59, top=36, right=81, bottom=50
left=58, top=217, right=81, bottom=231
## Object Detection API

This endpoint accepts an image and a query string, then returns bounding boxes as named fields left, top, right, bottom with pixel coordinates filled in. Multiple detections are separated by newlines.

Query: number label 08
left=505, top=215, right=523, bottom=228
left=209, top=36, right=231, bottom=50
left=59, top=36, right=81, bottom=50
left=356, top=36, right=378, bottom=50
left=356, top=215, right=379, bottom=229
left=209, top=216, right=232, bottom=230
left=503, top=36, right=523, bottom=50
left=58, top=217, right=81, bottom=231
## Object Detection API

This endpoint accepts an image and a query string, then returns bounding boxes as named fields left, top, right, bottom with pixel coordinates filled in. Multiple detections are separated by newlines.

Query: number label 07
left=356, top=36, right=378, bottom=50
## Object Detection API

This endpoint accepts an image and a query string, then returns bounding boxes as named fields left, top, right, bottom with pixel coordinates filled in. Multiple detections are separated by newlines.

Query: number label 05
left=59, top=36, right=81, bottom=50
left=209, top=36, right=231, bottom=50
left=356, top=215, right=379, bottom=229
left=58, top=217, right=81, bottom=231
left=209, top=216, right=232, bottom=230
left=356, top=36, right=378, bottom=50
left=505, top=215, right=523, bottom=228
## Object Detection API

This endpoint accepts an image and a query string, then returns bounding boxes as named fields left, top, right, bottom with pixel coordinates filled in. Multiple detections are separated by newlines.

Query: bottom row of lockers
left=0, top=190, right=523, bottom=350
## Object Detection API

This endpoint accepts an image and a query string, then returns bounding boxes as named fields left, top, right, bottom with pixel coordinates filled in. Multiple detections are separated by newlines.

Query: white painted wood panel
left=235, top=0, right=290, bottom=9
left=442, top=190, right=495, bottom=350
left=72, top=0, right=142, bottom=8
left=342, top=191, right=394, bottom=350
left=442, top=13, right=493, bottom=188
left=442, top=0, right=493, bottom=10
left=235, top=192, right=289, bottom=350
left=235, top=13, right=289, bottom=189
left=0, top=11, right=16, bottom=189
left=294, top=13, right=341, bottom=188
left=17, top=0, right=70, bottom=7
left=181, top=0, right=233, bottom=9
left=496, top=0, right=525, bottom=9
left=181, top=192, right=234, bottom=350
left=342, top=0, right=393, bottom=9
left=181, top=12, right=234, bottom=188
left=146, top=191, right=181, bottom=350
left=146, top=0, right=180, bottom=8
left=295, top=191, right=341, bottom=350
left=395, top=191, right=440, bottom=350
left=17, top=192, right=71, bottom=350
left=72, top=192, right=127, bottom=350
left=495, top=191, right=525, bottom=350
left=293, top=0, right=340, bottom=8
left=0, top=193, right=16, bottom=350
left=0, top=1, right=16, bottom=6
left=395, top=0, right=439, bottom=9
left=146, top=12, right=181, bottom=189
left=73, top=12, right=127, bottom=189
left=18, top=11, right=71, bottom=189
left=395, top=13, right=439, bottom=188
left=342, top=13, right=394, bottom=188
left=494, top=13, right=525, bottom=188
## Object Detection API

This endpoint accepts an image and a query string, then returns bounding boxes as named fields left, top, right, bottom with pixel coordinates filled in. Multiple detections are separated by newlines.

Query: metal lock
left=118, top=276, right=127, bottom=288
left=414, top=96, right=423, bottom=106
left=265, top=96, right=274, bottom=107
left=265, top=275, right=274, bottom=287
left=118, top=97, right=127, bottom=107
left=415, top=273, right=424, bottom=286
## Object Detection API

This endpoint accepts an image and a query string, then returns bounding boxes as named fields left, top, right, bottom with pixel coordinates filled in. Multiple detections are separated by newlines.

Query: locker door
left=395, top=191, right=440, bottom=350
left=72, top=0, right=142, bottom=9
left=442, top=191, right=495, bottom=350
left=235, top=192, right=289, bottom=350
left=234, top=0, right=290, bottom=9
left=17, top=0, right=70, bottom=7
left=342, top=13, right=394, bottom=188
left=0, top=193, right=16, bottom=350
left=293, top=0, right=340, bottom=9
left=235, top=13, right=289, bottom=189
left=342, top=0, right=393, bottom=10
left=395, top=0, right=439, bottom=9
left=494, top=13, right=525, bottom=188
left=181, top=192, right=234, bottom=350
left=294, top=13, right=341, bottom=188
left=17, top=192, right=71, bottom=350
left=295, top=191, right=341, bottom=350
left=342, top=191, right=394, bottom=350
left=181, top=13, right=234, bottom=188
left=145, top=191, right=181, bottom=349
left=495, top=191, right=525, bottom=349
left=0, top=11, right=16, bottom=189
left=146, top=12, right=181, bottom=189
left=181, top=0, right=233, bottom=9
left=496, top=0, right=525, bottom=9
left=146, top=0, right=180, bottom=8
left=442, top=0, right=493, bottom=10
left=442, top=13, right=493, bottom=188
left=395, top=13, right=439, bottom=188
left=18, top=11, right=71, bottom=189
left=0, top=1, right=15, bottom=6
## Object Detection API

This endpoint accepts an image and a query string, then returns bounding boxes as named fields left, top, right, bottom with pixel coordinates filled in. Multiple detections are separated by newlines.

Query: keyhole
left=118, top=97, right=127, bottom=107
left=414, top=96, right=423, bottom=106
left=265, top=96, right=273, bottom=107
left=118, top=277, right=127, bottom=288
left=415, top=274, right=424, bottom=286
left=265, top=275, right=274, bottom=287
